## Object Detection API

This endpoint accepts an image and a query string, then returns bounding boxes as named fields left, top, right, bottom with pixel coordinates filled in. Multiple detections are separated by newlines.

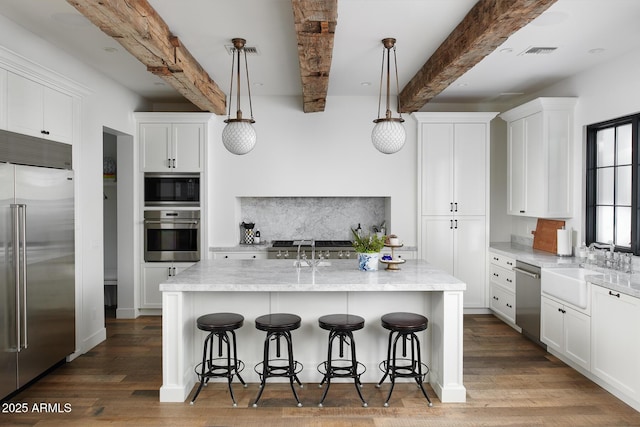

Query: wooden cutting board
left=532, top=218, right=566, bottom=254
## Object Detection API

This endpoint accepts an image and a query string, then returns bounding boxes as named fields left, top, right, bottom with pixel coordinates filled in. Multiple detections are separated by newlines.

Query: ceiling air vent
left=520, top=46, right=558, bottom=55
left=225, top=44, right=260, bottom=55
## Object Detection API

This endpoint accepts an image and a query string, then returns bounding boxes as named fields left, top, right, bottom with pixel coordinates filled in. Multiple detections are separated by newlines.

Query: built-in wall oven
left=144, top=210, right=200, bottom=262
left=144, top=173, right=200, bottom=207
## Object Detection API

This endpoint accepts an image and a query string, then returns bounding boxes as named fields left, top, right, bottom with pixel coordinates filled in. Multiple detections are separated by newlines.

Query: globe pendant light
left=222, top=38, right=256, bottom=155
left=372, top=38, right=405, bottom=154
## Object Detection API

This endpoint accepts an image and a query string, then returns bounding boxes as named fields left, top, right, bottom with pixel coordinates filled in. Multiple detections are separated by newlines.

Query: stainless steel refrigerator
left=0, top=130, right=75, bottom=399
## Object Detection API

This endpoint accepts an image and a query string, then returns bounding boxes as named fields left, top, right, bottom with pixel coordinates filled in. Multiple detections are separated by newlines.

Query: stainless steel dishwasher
left=513, top=261, right=545, bottom=347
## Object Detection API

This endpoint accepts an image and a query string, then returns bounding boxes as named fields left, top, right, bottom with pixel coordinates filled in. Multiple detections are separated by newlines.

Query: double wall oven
left=143, top=173, right=201, bottom=262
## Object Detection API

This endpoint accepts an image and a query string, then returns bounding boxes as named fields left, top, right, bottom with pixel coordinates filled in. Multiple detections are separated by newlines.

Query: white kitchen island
left=159, top=259, right=466, bottom=403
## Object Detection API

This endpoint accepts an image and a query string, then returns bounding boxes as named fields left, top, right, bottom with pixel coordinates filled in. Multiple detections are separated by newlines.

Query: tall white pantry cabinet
left=415, top=112, right=498, bottom=309
left=135, top=112, right=212, bottom=312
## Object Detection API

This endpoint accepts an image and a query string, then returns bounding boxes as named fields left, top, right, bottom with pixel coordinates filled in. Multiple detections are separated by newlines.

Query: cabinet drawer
left=490, top=264, right=515, bottom=291
left=490, top=283, right=515, bottom=323
left=489, top=253, right=515, bottom=270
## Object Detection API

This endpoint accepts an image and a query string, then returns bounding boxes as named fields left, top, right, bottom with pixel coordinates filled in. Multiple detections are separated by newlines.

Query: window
left=586, top=113, right=640, bottom=253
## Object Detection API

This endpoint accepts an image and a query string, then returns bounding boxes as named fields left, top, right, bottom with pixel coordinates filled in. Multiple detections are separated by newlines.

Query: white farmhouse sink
left=541, top=267, right=603, bottom=309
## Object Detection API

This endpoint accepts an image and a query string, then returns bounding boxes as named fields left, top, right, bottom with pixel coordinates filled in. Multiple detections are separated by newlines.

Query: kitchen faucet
left=295, top=239, right=318, bottom=268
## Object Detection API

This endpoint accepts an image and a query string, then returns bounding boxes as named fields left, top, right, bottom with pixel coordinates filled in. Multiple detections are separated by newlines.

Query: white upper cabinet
left=500, top=97, right=577, bottom=218
left=140, top=122, right=204, bottom=172
left=421, top=122, right=488, bottom=216
left=6, top=72, right=73, bottom=144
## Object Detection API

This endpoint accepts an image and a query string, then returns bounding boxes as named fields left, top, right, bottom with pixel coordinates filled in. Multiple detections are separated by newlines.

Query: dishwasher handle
left=513, top=266, right=540, bottom=279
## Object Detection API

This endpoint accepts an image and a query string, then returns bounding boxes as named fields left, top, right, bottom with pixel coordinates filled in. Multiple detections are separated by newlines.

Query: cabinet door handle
left=493, top=296, right=499, bottom=301
left=558, top=308, right=566, bottom=314
left=41, top=130, right=50, bottom=135
left=608, top=290, right=621, bottom=298
left=454, top=202, right=458, bottom=212
left=493, top=272, right=499, bottom=277
left=167, top=158, right=172, bottom=168
left=506, top=278, right=513, bottom=283
left=506, top=261, right=513, bottom=266
left=450, top=202, right=453, bottom=212
left=454, top=219, right=458, bottom=229
left=506, top=303, right=513, bottom=308
left=519, top=210, right=525, bottom=213
left=450, top=220, right=453, bottom=229
left=493, top=256, right=499, bottom=261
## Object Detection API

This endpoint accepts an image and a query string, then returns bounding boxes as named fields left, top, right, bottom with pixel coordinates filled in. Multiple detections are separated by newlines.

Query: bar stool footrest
left=195, top=358, right=245, bottom=381
left=254, top=359, right=303, bottom=381
left=317, top=359, right=367, bottom=378
left=378, top=359, right=429, bottom=381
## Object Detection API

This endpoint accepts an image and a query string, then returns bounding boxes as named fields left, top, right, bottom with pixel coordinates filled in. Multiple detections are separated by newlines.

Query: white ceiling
left=1, top=0, right=639, bottom=109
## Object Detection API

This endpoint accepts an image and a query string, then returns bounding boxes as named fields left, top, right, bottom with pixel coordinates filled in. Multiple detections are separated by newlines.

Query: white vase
left=357, top=252, right=379, bottom=271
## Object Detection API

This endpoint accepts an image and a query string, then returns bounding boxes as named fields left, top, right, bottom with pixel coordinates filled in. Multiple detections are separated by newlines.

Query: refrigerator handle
left=19, top=204, right=28, bottom=350
left=11, top=204, right=21, bottom=352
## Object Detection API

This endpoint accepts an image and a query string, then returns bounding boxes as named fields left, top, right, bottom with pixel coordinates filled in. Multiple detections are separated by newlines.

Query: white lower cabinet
left=212, top=252, right=267, bottom=260
left=489, top=282, right=515, bottom=323
left=488, top=253, right=516, bottom=324
left=422, top=216, right=486, bottom=308
left=591, top=284, right=640, bottom=402
left=541, top=295, right=590, bottom=370
left=141, top=262, right=194, bottom=309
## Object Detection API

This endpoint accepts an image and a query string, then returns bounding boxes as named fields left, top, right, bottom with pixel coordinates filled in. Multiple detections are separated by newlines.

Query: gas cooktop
left=270, top=240, right=353, bottom=248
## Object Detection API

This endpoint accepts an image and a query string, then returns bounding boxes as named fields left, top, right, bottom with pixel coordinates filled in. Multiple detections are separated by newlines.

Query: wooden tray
left=532, top=219, right=566, bottom=254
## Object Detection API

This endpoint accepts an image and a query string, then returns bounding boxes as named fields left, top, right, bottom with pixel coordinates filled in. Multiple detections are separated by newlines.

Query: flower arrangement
left=351, top=228, right=386, bottom=253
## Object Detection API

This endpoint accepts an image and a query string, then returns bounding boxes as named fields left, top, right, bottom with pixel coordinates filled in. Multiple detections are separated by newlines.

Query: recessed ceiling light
left=103, top=47, right=118, bottom=53
left=457, top=83, right=469, bottom=88
left=253, top=82, right=264, bottom=87
left=500, top=48, right=513, bottom=54
left=588, top=48, right=606, bottom=55
left=361, top=82, right=372, bottom=86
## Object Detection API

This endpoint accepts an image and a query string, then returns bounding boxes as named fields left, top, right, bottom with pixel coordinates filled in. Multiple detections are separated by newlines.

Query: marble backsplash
left=239, top=197, right=388, bottom=242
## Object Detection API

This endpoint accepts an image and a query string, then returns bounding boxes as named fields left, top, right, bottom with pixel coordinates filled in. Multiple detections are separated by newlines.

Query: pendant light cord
left=393, top=45, right=402, bottom=120
left=244, top=47, right=254, bottom=121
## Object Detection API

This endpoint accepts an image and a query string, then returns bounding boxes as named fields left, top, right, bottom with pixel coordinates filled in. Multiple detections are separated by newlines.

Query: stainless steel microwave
left=144, top=173, right=200, bottom=207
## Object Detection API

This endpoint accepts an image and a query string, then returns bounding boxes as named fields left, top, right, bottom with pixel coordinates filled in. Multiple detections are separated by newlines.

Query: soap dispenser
left=578, top=242, right=587, bottom=262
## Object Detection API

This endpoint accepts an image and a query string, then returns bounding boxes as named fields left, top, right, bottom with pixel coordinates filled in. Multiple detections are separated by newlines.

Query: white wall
left=0, top=14, right=148, bottom=353
left=208, top=95, right=419, bottom=247
left=507, top=47, right=640, bottom=247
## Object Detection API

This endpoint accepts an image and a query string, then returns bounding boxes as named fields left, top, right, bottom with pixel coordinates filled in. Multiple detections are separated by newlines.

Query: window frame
left=585, top=113, right=640, bottom=254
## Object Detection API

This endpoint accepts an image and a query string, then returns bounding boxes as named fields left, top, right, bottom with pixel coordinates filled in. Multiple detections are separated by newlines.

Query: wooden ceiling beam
left=66, top=0, right=226, bottom=114
left=291, top=0, right=338, bottom=113
left=399, top=0, right=557, bottom=113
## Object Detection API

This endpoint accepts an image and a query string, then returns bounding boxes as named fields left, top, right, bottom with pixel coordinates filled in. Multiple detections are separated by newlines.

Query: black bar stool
left=317, top=314, right=367, bottom=407
left=376, top=312, right=433, bottom=407
left=252, top=313, right=304, bottom=407
left=191, top=312, right=246, bottom=406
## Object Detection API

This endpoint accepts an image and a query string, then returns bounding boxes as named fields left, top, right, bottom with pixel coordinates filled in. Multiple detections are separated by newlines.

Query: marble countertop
left=209, top=244, right=418, bottom=252
left=160, top=259, right=465, bottom=292
left=579, top=268, right=640, bottom=299
left=489, top=242, right=579, bottom=268
left=490, top=242, right=640, bottom=299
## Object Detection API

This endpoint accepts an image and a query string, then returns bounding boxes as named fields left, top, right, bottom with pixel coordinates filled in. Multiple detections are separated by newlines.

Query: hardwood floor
left=2, top=314, right=640, bottom=426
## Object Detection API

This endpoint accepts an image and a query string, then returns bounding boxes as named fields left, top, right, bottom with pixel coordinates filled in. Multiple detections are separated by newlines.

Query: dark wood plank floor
left=2, top=314, right=640, bottom=426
